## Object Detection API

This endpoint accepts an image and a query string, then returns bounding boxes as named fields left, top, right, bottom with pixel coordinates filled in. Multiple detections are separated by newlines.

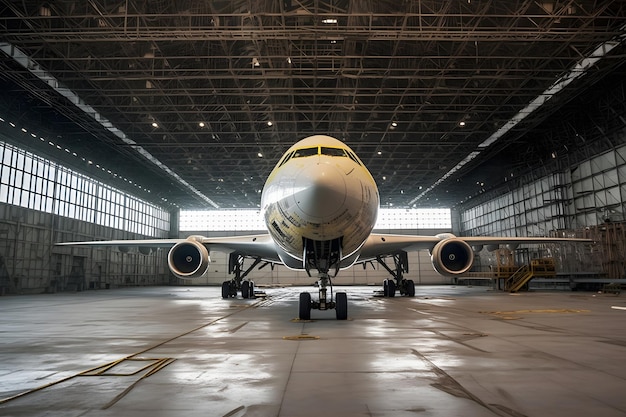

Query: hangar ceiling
left=0, top=1, right=625, bottom=210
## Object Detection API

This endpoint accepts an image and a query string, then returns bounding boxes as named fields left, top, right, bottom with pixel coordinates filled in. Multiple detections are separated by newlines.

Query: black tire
left=387, top=280, right=396, bottom=298
left=406, top=279, right=415, bottom=297
left=336, top=292, right=348, bottom=320
left=383, top=279, right=389, bottom=297
left=299, top=292, right=311, bottom=320
left=221, top=281, right=231, bottom=299
left=241, top=281, right=250, bottom=299
left=249, top=281, right=255, bottom=298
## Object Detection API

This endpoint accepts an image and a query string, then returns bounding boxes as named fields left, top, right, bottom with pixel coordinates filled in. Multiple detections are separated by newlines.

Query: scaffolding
left=552, top=223, right=626, bottom=280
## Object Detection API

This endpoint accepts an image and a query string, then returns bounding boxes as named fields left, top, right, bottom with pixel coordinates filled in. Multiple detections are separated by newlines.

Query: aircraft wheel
left=383, top=279, right=390, bottom=297
left=241, top=281, right=250, bottom=299
left=336, top=292, right=348, bottom=320
left=387, top=280, right=396, bottom=298
left=221, top=281, right=231, bottom=299
left=406, top=280, right=415, bottom=297
left=249, top=281, right=255, bottom=298
left=299, top=292, right=311, bottom=320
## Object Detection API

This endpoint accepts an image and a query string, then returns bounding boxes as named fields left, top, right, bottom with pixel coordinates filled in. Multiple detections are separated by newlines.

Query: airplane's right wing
left=56, top=233, right=280, bottom=262
left=56, top=233, right=283, bottom=279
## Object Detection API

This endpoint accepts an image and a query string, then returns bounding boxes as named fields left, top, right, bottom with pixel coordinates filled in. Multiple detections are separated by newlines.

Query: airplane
left=57, top=135, right=592, bottom=320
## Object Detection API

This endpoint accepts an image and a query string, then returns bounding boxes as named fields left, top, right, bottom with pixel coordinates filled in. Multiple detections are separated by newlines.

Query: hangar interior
left=0, top=1, right=625, bottom=294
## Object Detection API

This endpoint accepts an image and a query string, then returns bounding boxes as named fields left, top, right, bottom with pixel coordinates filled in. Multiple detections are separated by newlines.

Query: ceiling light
left=151, top=122, right=158, bottom=128
left=39, top=6, right=51, bottom=16
left=391, top=121, right=398, bottom=127
left=198, top=122, right=205, bottom=128
left=459, top=121, right=466, bottom=127
left=257, top=152, right=263, bottom=158
left=322, top=18, right=337, bottom=24
left=377, top=150, right=382, bottom=155
left=252, top=57, right=260, bottom=67
left=267, top=121, right=273, bottom=127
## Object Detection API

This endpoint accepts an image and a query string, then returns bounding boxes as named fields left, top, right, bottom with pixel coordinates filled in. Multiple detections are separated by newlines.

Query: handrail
left=506, top=265, right=531, bottom=292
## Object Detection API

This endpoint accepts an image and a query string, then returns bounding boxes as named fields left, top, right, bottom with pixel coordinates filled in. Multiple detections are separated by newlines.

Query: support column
left=168, top=208, right=180, bottom=239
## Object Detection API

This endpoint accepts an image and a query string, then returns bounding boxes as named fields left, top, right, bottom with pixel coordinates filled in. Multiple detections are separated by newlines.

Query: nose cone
left=294, top=164, right=347, bottom=219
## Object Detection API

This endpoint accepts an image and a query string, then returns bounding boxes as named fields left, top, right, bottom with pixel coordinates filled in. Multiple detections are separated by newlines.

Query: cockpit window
left=321, top=147, right=347, bottom=157
left=346, top=151, right=362, bottom=166
left=292, top=147, right=319, bottom=158
left=278, top=150, right=294, bottom=167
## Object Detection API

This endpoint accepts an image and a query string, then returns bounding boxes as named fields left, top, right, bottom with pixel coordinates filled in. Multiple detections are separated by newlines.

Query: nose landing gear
left=299, top=237, right=347, bottom=320
left=299, top=273, right=348, bottom=320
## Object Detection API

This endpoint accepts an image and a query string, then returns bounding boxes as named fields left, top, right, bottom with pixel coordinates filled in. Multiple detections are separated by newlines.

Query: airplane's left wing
left=357, top=233, right=592, bottom=276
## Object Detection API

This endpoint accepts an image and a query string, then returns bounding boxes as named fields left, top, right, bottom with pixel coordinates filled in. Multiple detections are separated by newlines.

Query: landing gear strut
left=376, top=251, right=416, bottom=298
left=298, top=237, right=348, bottom=320
left=299, top=273, right=347, bottom=320
left=221, top=253, right=261, bottom=299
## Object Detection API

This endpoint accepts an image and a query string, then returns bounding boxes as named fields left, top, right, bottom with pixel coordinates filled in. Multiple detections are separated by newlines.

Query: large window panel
left=33, top=193, right=41, bottom=211
left=180, top=208, right=452, bottom=232
left=2, top=146, right=13, bottom=166
left=15, top=152, right=24, bottom=170
left=13, top=169, right=22, bottom=188
left=0, top=139, right=169, bottom=237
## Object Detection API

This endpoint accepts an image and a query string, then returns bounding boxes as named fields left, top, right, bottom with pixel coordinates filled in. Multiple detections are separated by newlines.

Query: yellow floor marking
left=283, top=334, right=320, bottom=341
left=480, top=309, right=590, bottom=315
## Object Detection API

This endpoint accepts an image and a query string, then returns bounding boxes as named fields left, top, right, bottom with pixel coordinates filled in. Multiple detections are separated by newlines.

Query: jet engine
left=167, top=240, right=210, bottom=279
left=430, top=238, right=474, bottom=276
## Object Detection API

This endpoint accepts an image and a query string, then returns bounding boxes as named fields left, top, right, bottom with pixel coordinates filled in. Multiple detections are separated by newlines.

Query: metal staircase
left=505, top=258, right=556, bottom=292
left=505, top=265, right=533, bottom=292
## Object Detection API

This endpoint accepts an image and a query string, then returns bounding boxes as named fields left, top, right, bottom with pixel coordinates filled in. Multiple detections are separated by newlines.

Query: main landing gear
left=221, top=253, right=263, bottom=299
left=377, top=251, right=416, bottom=298
left=299, top=273, right=347, bottom=320
left=221, top=279, right=255, bottom=299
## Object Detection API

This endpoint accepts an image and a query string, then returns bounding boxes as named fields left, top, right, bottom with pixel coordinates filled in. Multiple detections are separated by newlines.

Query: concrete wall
left=0, top=202, right=170, bottom=294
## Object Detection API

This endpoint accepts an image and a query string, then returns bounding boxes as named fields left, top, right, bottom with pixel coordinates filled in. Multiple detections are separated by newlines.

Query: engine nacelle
left=430, top=238, right=474, bottom=276
left=167, top=240, right=210, bottom=279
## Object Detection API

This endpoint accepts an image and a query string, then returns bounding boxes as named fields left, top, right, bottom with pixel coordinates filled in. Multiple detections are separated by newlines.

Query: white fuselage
left=261, top=135, right=379, bottom=271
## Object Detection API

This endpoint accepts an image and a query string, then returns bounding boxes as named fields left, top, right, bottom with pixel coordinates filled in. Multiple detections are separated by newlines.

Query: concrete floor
left=1, top=285, right=626, bottom=417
